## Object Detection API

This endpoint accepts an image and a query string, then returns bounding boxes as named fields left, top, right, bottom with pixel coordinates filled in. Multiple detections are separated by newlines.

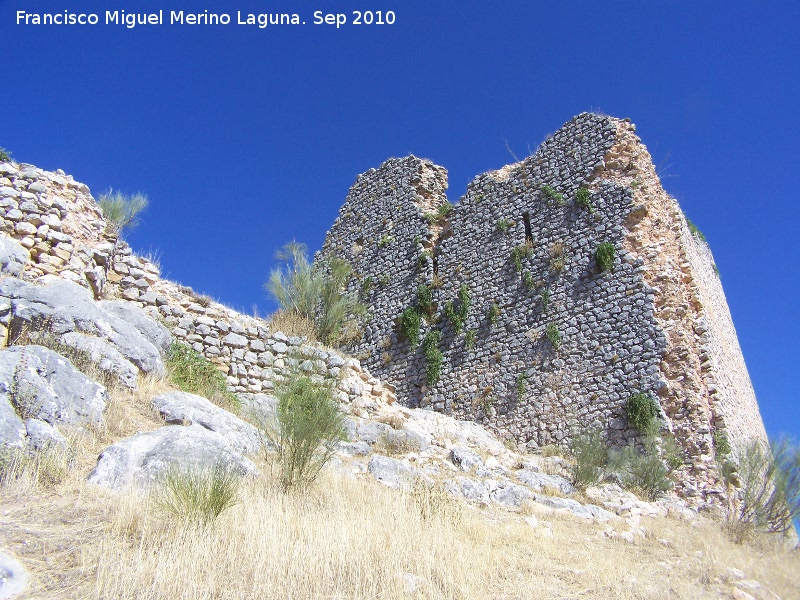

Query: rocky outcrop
left=0, top=235, right=28, bottom=277
left=151, top=391, right=262, bottom=454
left=0, top=277, right=166, bottom=381
left=0, top=345, right=107, bottom=448
left=87, top=425, right=259, bottom=490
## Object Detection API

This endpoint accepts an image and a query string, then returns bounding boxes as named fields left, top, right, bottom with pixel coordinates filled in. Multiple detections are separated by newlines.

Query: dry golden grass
left=268, top=310, right=318, bottom=342
left=1, top=384, right=798, bottom=599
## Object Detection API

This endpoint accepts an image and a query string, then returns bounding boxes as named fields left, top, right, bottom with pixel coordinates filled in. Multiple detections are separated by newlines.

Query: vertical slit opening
left=522, top=212, right=533, bottom=244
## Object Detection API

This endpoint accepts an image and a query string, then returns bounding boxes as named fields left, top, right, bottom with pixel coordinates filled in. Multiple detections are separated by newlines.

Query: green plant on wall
left=545, top=322, right=561, bottom=350
left=625, top=393, right=660, bottom=435
left=516, top=373, right=527, bottom=398
left=417, top=250, right=432, bottom=269
left=541, top=287, right=551, bottom=312
left=487, top=303, right=500, bottom=327
left=444, top=284, right=470, bottom=333
left=0, top=147, right=12, bottom=162
left=464, top=329, right=476, bottom=351
left=422, top=329, right=443, bottom=386
left=377, top=235, right=394, bottom=248
left=436, top=201, right=454, bottom=219
left=575, top=187, right=593, bottom=213
left=399, top=306, right=422, bottom=350
left=542, top=184, right=566, bottom=206
left=686, top=218, right=706, bottom=242
left=496, top=218, right=511, bottom=232
left=595, top=243, right=615, bottom=272
left=522, top=270, right=535, bottom=290
left=416, top=284, right=434, bottom=317
left=510, top=243, right=534, bottom=273
left=360, top=276, right=374, bottom=298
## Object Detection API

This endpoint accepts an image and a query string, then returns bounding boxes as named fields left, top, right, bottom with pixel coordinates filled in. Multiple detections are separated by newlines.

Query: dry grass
left=268, top=310, right=318, bottom=342
left=1, top=385, right=798, bottom=599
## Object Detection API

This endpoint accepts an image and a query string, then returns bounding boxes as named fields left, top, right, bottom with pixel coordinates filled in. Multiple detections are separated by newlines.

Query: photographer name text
left=15, top=9, right=396, bottom=29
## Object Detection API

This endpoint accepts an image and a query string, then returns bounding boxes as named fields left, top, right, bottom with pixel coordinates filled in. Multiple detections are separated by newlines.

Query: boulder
left=151, top=391, right=262, bottom=454
left=99, top=300, right=172, bottom=355
left=238, top=393, right=278, bottom=426
left=0, top=346, right=107, bottom=435
left=0, top=550, right=29, bottom=600
left=0, top=277, right=164, bottom=377
left=87, top=424, right=259, bottom=490
left=515, top=469, right=575, bottom=495
left=450, top=447, right=484, bottom=471
left=490, top=481, right=532, bottom=508
left=24, top=419, right=67, bottom=451
left=60, top=331, right=139, bottom=389
left=0, top=235, right=29, bottom=277
left=0, top=390, right=25, bottom=448
left=367, top=454, right=416, bottom=489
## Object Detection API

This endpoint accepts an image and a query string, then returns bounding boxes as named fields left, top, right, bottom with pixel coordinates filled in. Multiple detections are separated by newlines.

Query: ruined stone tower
left=319, top=113, right=767, bottom=501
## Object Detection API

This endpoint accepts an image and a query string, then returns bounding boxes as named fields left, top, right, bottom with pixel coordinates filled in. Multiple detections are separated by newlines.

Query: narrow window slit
left=522, top=212, right=533, bottom=245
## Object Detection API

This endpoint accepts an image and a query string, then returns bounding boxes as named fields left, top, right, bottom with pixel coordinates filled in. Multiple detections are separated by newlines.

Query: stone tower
left=319, top=113, right=767, bottom=502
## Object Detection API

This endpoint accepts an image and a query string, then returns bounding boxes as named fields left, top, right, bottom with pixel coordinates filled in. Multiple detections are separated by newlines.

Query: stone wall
left=0, top=161, right=396, bottom=415
left=0, top=113, right=770, bottom=504
left=318, top=113, right=769, bottom=502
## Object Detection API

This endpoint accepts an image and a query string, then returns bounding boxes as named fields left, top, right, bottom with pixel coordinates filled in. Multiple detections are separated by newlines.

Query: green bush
left=399, top=306, right=422, bottom=350
left=516, top=373, right=527, bottom=398
left=0, top=147, right=11, bottom=162
left=416, top=284, right=434, bottom=316
left=595, top=243, right=615, bottom=272
left=522, top=271, right=535, bottom=290
left=422, top=330, right=443, bottom=386
left=377, top=235, right=394, bottom=248
left=166, top=342, right=240, bottom=410
left=487, top=303, right=500, bottom=327
left=686, top=218, right=706, bottom=242
left=262, top=376, right=347, bottom=492
left=436, top=202, right=454, bottom=219
left=570, top=429, right=608, bottom=489
left=97, top=189, right=149, bottom=235
left=155, top=463, right=241, bottom=526
left=444, top=285, right=470, bottom=333
left=541, top=288, right=551, bottom=312
left=542, top=185, right=565, bottom=206
left=266, top=242, right=365, bottom=346
left=545, top=322, right=561, bottom=350
left=464, top=329, right=476, bottom=351
left=575, top=187, right=593, bottom=212
left=625, top=393, right=660, bottom=435
left=510, top=243, right=534, bottom=272
left=714, top=430, right=732, bottom=457
left=733, top=438, right=800, bottom=536
left=609, top=441, right=673, bottom=501
left=496, top=218, right=511, bottom=232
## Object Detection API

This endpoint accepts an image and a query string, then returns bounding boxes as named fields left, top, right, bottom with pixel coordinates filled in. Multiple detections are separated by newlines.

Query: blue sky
left=1, top=0, right=798, bottom=442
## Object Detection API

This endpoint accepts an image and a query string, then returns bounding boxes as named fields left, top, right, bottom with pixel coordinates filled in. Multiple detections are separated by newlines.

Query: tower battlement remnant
left=319, top=113, right=767, bottom=502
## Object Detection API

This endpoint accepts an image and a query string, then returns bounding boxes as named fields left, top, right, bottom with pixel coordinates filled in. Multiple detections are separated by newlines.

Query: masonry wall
left=319, top=113, right=769, bottom=502
left=0, top=161, right=397, bottom=415
left=0, top=113, right=770, bottom=504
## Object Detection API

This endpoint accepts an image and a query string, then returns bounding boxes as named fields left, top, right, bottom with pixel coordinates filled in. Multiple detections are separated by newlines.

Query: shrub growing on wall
left=422, top=330, right=443, bottom=386
left=595, top=243, right=615, bottom=272
left=166, top=342, right=240, bottom=410
left=98, top=189, right=149, bottom=235
left=399, top=306, right=422, bottom=349
left=625, top=392, right=660, bottom=434
left=266, top=242, right=365, bottom=346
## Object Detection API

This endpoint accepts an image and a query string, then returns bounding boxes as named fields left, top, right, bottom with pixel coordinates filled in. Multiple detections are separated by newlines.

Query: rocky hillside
left=0, top=158, right=797, bottom=599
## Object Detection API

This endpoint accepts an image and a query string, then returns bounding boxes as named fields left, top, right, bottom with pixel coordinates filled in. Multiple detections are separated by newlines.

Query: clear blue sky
left=1, top=0, right=798, bottom=442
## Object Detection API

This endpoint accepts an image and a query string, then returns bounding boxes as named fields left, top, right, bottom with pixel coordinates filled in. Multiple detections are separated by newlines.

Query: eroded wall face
left=322, top=113, right=769, bottom=503
left=324, top=115, right=668, bottom=449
